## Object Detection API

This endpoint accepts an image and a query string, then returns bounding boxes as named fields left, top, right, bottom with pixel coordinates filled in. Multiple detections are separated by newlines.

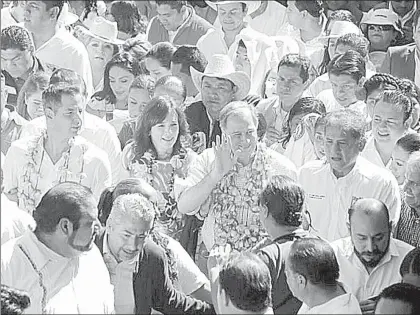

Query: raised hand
left=211, top=134, right=237, bottom=182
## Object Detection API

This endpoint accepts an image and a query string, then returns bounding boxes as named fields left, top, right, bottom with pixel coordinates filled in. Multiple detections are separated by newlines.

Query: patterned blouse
left=396, top=200, right=420, bottom=248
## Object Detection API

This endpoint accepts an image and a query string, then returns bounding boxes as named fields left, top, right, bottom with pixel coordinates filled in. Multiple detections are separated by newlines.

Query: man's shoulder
left=8, top=135, right=39, bottom=153
left=189, top=9, right=213, bottom=31
left=356, top=157, right=397, bottom=183
left=387, top=43, right=416, bottom=57
left=391, top=238, right=415, bottom=255
left=185, top=101, right=206, bottom=118
left=140, top=238, right=167, bottom=266
left=265, top=147, right=297, bottom=173
left=299, top=159, right=327, bottom=175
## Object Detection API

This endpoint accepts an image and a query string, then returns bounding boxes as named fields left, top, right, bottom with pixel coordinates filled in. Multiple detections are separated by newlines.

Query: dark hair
left=376, top=283, right=420, bottom=314
left=257, top=112, right=267, bottom=141
left=336, top=33, right=370, bottom=58
left=399, top=78, right=420, bottom=108
left=146, top=42, right=176, bottom=70
left=109, top=1, right=142, bottom=36
left=1, top=285, right=30, bottom=315
left=49, top=68, right=88, bottom=98
left=324, top=109, right=367, bottom=144
left=97, top=178, right=179, bottom=282
left=155, top=75, right=187, bottom=102
left=396, top=133, right=420, bottom=154
left=376, top=89, right=413, bottom=123
left=281, top=97, right=326, bottom=148
left=259, top=175, right=306, bottom=227
left=130, top=74, right=155, bottom=96
left=277, top=54, right=311, bottom=83
left=327, top=50, right=366, bottom=82
left=33, top=183, right=95, bottom=234
left=1, top=25, right=34, bottom=52
left=122, top=38, right=152, bottom=61
left=133, top=96, right=189, bottom=159
left=16, top=71, right=50, bottom=120
left=155, top=0, right=187, bottom=11
left=171, top=45, right=207, bottom=76
left=79, top=0, right=99, bottom=21
left=363, top=73, right=400, bottom=99
left=94, top=52, right=142, bottom=105
left=41, top=0, right=65, bottom=18
left=400, top=248, right=420, bottom=277
left=288, top=238, right=340, bottom=286
left=294, top=0, right=324, bottom=18
left=42, top=82, right=83, bottom=114
left=219, top=252, right=272, bottom=312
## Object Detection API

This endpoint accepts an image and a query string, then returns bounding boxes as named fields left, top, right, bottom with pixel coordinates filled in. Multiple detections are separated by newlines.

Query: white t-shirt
left=298, top=292, right=361, bottom=314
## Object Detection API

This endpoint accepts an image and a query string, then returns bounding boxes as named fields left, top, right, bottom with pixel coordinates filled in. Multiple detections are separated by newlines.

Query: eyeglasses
left=368, top=24, right=394, bottom=32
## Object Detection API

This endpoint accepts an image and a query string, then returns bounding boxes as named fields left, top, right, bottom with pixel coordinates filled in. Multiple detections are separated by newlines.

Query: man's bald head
left=349, top=198, right=390, bottom=226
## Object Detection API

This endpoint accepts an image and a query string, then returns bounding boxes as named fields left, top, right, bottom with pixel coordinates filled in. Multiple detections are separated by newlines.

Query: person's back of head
left=328, top=9, right=356, bottom=24
left=1, top=25, right=34, bottom=53
left=49, top=68, right=88, bottom=99
left=294, top=0, right=324, bottom=18
left=335, top=33, right=370, bottom=59
left=1, top=285, right=30, bottom=315
left=109, top=0, right=142, bottom=37
left=171, top=45, right=207, bottom=77
left=218, top=252, right=272, bottom=314
left=400, top=248, right=420, bottom=287
left=154, top=75, right=187, bottom=106
left=375, top=283, right=420, bottom=314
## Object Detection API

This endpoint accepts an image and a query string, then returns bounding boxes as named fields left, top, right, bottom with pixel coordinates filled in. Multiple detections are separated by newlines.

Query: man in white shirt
left=285, top=238, right=362, bottom=314
left=361, top=90, right=412, bottom=168
left=1, top=182, right=114, bottom=314
left=24, top=1, right=93, bottom=96
left=197, top=1, right=277, bottom=95
left=331, top=198, right=414, bottom=313
left=299, top=109, right=401, bottom=242
left=1, top=0, right=25, bottom=29
left=3, top=81, right=112, bottom=213
left=178, top=101, right=297, bottom=252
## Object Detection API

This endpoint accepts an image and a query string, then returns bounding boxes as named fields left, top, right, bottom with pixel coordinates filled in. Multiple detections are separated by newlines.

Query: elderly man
left=396, top=152, right=420, bottom=247
left=96, top=193, right=214, bottom=314
left=24, top=1, right=93, bottom=96
left=299, top=109, right=401, bottom=242
left=178, top=101, right=297, bottom=253
left=3, top=80, right=112, bottom=213
left=361, top=90, right=413, bottom=169
left=332, top=198, right=414, bottom=313
left=1, top=183, right=114, bottom=314
left=185, top=54, right=251, bottom=150
left=147, top=0, right=213, bottom=46
left=197, top=0, right=277, bottom=95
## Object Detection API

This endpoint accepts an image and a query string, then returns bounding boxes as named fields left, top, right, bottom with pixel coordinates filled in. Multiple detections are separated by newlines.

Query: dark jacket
left=185, top=101, right=217, bottom=148
left=147, top=6, right=213, bottom=46
left=380, top=43, right=416, bottom=81
left=95, top=231, right=214, bottom=315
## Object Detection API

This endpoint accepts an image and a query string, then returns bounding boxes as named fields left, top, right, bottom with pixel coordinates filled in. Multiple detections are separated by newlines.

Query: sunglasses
left=368, top=24, right=394, bottom=32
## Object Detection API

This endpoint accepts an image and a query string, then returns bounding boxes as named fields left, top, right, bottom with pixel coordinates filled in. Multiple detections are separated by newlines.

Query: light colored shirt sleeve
left=2, top=142, right=21, bottom=196
left=88, top=153, right=112, bottom=203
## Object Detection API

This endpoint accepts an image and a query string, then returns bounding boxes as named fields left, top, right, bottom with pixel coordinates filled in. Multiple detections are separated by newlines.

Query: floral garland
left=210, top=144, right=271, bottom=252
left=17, top=131, right=87, bottom=213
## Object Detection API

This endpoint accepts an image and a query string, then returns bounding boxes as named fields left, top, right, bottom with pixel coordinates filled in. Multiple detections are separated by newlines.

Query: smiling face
left=150, top=109, right=180, bottom=156
left=372, top=100, right=407, bottom=146
left=107, top=217, right=153, bottom=262
left=324, top=124, right=361, bottom=177
left=86, top=38, right=115, bottom=71
left=109, top=66, right=135, bottom=103
left=201, top=76, right=236, bottom=120
left=277, top=66, right=307, bottom=110
left=217, top=2, right=246, bottom=32
left=25, top=89, right=44, bottom=119
left=329, top=73, right=360, bottom=107
left=1, top=48, right=33, bottom=79
left=128, top=87, right=151, bottom=119
left=145, top=57, right=171, bottom=81
left=390, top=145, right=411, bottom=185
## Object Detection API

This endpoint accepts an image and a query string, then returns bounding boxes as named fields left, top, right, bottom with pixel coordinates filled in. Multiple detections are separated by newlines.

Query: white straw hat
left=360, top=8, right=402, bottom=35
left=191, top=54, right=251, bottom=101
left=205, top=0, right=261, bottom=16
left=84, top=17, right=124, bottom=45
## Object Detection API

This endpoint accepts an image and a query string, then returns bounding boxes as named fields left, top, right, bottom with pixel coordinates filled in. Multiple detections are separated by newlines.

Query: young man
left=1, top=183, right=114, bottom=314
left=3, top=81, right=112, bottom=213
left=147, top=0, right=213, bottom=46
left=298, top=109, right=401, bottom=241
left=375, top=283, right=420, bottom=314
left=317, top=50, right=367, bottom=117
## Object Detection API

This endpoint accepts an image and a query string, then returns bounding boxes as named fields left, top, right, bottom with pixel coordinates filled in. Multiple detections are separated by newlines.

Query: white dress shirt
left=19, top=113, right=122, bottom=185
left=298, top=157, right=401, bottom=242
left=34, top=28, right=93, bottom=97
left=197, top=24, right=278, bottom=95
left=316, top=89, right=368, bottom=116
left=1, top=231, right=115, bottom=314
left=361, top=136, right=392, bottom=169
left=3, top=135, right=112, bottom=212
left=298, top=292, right=362, bottom=314
left=331, top=236, right=414, bottom=301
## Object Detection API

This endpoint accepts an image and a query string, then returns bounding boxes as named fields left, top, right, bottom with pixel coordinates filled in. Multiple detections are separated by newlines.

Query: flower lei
left=210, top=144, right=271, bottom=252
left=17, top=131, right=87, bottom=214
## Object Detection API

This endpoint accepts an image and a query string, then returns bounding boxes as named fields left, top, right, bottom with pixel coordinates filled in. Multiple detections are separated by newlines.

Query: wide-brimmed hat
left=191, top=54, right=251, bottom=101
left=360, top=9, right=403, bottom=35
left=205, top=0, right=261, bottom=16
left=84, top=17, right=123, bottom=45
left=320, top=21, right=362, bottom=39
left=57, top=2, right=79, bottom=26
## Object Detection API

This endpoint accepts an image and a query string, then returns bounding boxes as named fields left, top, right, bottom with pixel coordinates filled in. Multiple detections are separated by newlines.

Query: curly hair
left=363, top=73, right=401, bottom=98
left=1, top=25, right=34, bottom=52
left=1, top=285, right=30, bottom=315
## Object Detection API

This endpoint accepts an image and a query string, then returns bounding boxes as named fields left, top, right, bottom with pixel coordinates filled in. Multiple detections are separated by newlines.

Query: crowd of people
left=1, top=0, right=420, bottom=314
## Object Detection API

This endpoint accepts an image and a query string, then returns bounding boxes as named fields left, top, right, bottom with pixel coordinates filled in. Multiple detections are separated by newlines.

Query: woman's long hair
left=109, top=0, right=147, bottom=36
left=133, top=96, right=190, bottom=160
left=93, top=51, right=143, bottom=105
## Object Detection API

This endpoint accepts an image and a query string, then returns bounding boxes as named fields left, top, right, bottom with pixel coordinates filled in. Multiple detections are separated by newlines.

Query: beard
left=68, top=230, right=97, bottom=252
left=353, top=240, right=390, bottom=269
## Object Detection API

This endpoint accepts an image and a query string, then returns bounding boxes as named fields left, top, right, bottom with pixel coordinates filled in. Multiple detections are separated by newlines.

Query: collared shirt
left=3, top=135, right=112, bottom=212
left=361, top=136, right=393, bottom=169
left=317, top=89, right=368, bottom=117
left=1, top=231, right=114, bottom=314
left=396, top=201, right=420, bottom=247
left=1, top=106, right=27, bottom=155
left=19, top=113, right=122, bottom=185
left=167, top=8, right=192, bottom=43
left=331, top=236, right=414, bottom=301
left=33, top=28, right=93, bottom=97
left=197, top=23, right=278, bottom=95
left=298, top=157, right=401, bottom=242
left=1, top=194, right=35, bottom=245
left=298, top=291, right=362, bottom=314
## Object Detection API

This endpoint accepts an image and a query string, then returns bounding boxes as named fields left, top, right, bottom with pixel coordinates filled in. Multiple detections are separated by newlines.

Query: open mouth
left=377, top=131, right=389, bottom=137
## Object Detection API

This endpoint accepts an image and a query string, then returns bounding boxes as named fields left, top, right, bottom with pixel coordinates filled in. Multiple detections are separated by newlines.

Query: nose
left=365, top=238, right=374, bottom=252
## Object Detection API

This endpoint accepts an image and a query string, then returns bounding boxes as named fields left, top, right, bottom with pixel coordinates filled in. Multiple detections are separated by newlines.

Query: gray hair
left=220, top=101, right=258, bottom=130
left=406, top=152, right=420, bottom=177
left=106, top=194, right=156, bottom=228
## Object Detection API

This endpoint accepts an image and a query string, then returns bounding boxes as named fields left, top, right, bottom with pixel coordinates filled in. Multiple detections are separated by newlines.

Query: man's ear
left=58, top=218, right=73, bottom=236
left=44, top=107, right=55, bottom=120
left=49, top=6, right=60, bottom=20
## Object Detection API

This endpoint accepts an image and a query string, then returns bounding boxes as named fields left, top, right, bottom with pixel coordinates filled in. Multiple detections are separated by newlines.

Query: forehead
left=27, top=1, right=47, bottom=9
left=374, top=100, right=403, bottom=117
left=329, top=73, right=357, bottom=84
left=58, top=93, right=84, bottom=109
left=202, top=76, right=233, bottom=87
left=225, top=110, right=256, bottom=130
left=157, top=4, right=178, bottom=14
left=350, top=211, right=389, bottom=233
left=156, top=108, right=178, bottom=123
left=1, top=49, right=25, bottom=58
left=109, top=66, right=133, bottom=78
left=112, top=217, right=153, bottom=234
left=217, top=2, right=243, bottom=11
left=277, top=66, right=302, bottom=79
left=325, top=124, right=350, bottom=137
